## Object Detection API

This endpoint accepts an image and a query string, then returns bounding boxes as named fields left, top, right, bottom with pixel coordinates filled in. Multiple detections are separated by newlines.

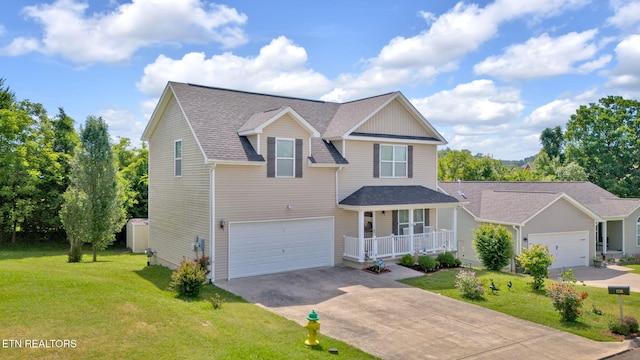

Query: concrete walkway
left=216, top=264, right=635, bottom=360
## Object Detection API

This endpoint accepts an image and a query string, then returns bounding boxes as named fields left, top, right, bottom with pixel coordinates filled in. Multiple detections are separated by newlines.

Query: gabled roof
left=438, top=181, right=640, bottom=222
left=339, top=185, right=459, bottom=211
left=142, top=82, right=446, bottom=164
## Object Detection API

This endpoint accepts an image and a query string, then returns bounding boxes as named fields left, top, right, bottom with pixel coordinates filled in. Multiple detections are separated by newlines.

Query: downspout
left=209, top=163, right=216, bottom=283
left=335, top=167, right=343, bottom=205
left=512, top=225, right=520, bottom=273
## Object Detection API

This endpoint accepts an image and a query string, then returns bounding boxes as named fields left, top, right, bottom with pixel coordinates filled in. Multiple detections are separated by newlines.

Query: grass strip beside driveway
left=0, top=249, right=376, bottom=360
left=400, top=268, right=640, bottom=342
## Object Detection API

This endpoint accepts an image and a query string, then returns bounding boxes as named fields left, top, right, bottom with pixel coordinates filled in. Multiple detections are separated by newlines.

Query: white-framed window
left=395, top=209, right=428, bottom=235
left=380, top=144, right=407, bottom=178
left=174, top=139, right=182, bottom=177
left=276, top=138, right=295, bottom=177
left=636, top=217, right=640, bottom=246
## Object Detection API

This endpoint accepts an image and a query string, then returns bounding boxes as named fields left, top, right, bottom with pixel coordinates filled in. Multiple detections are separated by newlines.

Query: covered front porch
left=338, top=185, right=461, bottom=263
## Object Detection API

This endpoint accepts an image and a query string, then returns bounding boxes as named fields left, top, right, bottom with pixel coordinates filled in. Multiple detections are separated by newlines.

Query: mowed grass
left=625, top=264, right=640, bottom=274
left=0, top=247, right=376, bottom=360
left=400, top=268, right=640, bottom=342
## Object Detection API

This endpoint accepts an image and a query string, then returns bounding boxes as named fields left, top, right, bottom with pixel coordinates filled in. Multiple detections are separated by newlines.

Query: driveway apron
left=216, top=264, right=633, bottom=360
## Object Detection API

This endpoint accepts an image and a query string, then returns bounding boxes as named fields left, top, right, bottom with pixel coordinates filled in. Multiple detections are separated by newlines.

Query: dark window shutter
left=392, top=210, right=398, bottom=235
left=407, top=145, right=413, bottom=178
left=267, top=137, right=275, bottom=177
left=373, top=143, right=380, bottom=178
left=295, top=139, right=303, bottom=178
left=425, top=209, right=430, bottom=226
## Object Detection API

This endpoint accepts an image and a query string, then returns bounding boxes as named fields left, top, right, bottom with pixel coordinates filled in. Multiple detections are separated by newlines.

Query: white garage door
left=228, top=217, right=334, bottom=279
left=528, top=231, right=589, bottom=269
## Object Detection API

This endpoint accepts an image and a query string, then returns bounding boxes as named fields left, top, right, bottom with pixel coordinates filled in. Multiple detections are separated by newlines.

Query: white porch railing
left=343, top=229, right=456, bottom=262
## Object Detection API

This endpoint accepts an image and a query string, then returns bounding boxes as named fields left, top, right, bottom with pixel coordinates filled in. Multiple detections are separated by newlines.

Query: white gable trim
left=341, top=93, right=447, bottom=144
left=238, top=107, right=320, bottom=137
left=142, top=82, right=209, bottom=164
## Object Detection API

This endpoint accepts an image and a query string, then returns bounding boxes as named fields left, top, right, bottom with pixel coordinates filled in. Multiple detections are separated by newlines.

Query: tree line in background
left=439, top=95, right=640, bottom=199
left=0, top=78, right=148, bottom=246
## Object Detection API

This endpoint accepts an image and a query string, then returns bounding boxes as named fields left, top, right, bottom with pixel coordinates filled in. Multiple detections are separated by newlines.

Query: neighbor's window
left=174, top=140, right=182, bottom=177
left=637, top=217, right=640, bottom=246
left=380, top=144, right=407, bottom=178
left=276, top=138, right=295, bottom=177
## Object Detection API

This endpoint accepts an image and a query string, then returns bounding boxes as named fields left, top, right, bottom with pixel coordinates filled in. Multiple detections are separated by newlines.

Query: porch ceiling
left=338, top=185, right=460, bottom=211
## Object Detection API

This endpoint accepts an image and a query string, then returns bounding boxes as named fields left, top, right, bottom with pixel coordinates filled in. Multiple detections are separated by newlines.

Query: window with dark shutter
left=267, top=137, right=275, bottom=177
left=373, top=143, right=380, bottom=178
left=408, top=145, right=413, bottom=178
left=295, top=138, right=303, bottom=178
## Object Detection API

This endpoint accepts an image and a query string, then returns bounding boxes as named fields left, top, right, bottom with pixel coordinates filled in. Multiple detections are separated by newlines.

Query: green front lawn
left=400, top=268, right=640, bottom=342
left=625, top=264, right=640, bottom=274
left=0, top=247, right=375, bottom=359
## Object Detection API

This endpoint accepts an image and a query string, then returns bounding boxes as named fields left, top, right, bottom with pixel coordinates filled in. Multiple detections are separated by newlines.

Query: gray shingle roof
left=438, top=181, right=640, bottom=220
left=154, top=82, right=444, bottom=164
left=339, top=186, right=459, bottom=207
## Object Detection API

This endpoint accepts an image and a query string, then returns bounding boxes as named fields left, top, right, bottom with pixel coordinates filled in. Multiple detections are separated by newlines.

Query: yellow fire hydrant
left=304, top=310, right=320, bottom=346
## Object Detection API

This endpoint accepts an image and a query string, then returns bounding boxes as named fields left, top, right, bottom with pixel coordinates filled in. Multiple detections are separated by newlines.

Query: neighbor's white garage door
left=528, top=231, right=589, bottom=269
left=228, top=217, right=334, bottom=279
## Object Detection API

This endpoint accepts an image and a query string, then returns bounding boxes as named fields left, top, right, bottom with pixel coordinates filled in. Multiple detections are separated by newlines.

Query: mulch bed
left=362, top=266, right=392, bottom=275
left=600, top=330, right=640, bottom=340
left=400, top=264, right=463, bottom=275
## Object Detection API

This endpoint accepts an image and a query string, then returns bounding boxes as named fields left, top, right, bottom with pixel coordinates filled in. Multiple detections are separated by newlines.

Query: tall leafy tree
left=113, top=138, right=148, bottom=219
left=61, top=116, right=126, bottom=262
left=540, top=126, right=565, bottom=163
left=0, top=106, right=40, bottom=243
left=565, top=96, right=640, bottom=197
left=0, top=78, right=16, bottom=110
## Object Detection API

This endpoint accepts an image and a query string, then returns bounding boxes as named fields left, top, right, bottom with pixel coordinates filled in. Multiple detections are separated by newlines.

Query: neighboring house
left=141, top=82, right=460, bottom=281
left=438, top=181, right=640, bottom=269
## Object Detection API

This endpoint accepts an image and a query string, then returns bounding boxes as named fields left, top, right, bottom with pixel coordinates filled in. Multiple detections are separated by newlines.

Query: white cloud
left=606, top=35, right=640, bottom=90
left=137, top=36, right=332, bottom=98
left=96, top=108, right=146, bottom=145
left=322, top=0, right=590, bottom=101
left=522, top=88, right=598, bottom=129
left=0, top=0, right=247, bottom=63
left=474, top=30, right=610, bottom=80
left=607, top=0, right=640, bottom=31
left=410, top=79, right=524, bottom=125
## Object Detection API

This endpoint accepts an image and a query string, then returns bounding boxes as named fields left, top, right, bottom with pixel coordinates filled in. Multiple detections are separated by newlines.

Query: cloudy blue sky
left=1, top=0, right=639, bottom=160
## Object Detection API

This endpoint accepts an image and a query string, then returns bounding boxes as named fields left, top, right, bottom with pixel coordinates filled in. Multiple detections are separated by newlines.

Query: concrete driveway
left=549, top=265, right=640, bottom=292
left=216, top=264, right=634, bottom=360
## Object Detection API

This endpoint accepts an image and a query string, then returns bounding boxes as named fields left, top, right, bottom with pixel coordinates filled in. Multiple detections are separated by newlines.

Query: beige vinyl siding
left=439, top=208, right=481, bottom=266
left=213, top=114, right=339, bottom=280
left=338, top=140, right=438, bottom=201
left=523, top=198, right=595, bottom=260
left=148, top=95, right=210, bottom=270
left=625, top=208, right=640, bottom=254
left=354, top=98, right=437, bottom=138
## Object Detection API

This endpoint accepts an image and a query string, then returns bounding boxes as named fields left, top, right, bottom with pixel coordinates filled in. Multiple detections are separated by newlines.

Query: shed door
left=528, top=231, right=589, bottom=269
left=228, top=217, right=334, bottom=279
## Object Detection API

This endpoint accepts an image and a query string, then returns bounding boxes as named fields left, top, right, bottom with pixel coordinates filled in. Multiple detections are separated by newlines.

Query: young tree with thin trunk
left=61, top=116, right=126, bottom=262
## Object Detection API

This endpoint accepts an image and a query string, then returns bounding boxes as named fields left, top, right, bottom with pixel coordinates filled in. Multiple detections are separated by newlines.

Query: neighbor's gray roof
left=339, top=186, right=459, bottom=207
left=150, top=82, right=444, bottom=164
left=438, top=181, right=640, bottom=220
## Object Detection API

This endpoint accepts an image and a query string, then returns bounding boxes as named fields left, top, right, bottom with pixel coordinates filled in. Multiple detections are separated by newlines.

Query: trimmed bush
left=170, top=258, right=206, bottom=297
left=517, top=244, right=554, bottom=290
left=400, top=253, right=415, bottom=267
left=418, top=255, right=438, bottom=272
left=608, top=317, right=639, bottom=336
left=436, top=252, right=458, bottom=268
left=472, top=224, right=513, bottom=271
left=455, top=270, right=485, bottom=300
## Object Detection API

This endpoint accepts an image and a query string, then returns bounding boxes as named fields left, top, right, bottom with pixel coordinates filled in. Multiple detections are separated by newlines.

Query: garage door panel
left=528, top=231, right=589, bottom=269
left=228, top=217, right=333, bottom=279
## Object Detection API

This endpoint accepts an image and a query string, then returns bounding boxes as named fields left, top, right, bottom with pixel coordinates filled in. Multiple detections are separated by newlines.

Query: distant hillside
left=501, top=155, right=536, bottom=168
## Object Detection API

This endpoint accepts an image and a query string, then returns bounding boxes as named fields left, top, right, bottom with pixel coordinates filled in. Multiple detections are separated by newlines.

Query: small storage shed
left=126, top=218, right=149, bottom=253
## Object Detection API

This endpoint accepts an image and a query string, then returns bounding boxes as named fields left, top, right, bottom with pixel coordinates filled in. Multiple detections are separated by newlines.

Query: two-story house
left=141, top=82, right=460, bottom=281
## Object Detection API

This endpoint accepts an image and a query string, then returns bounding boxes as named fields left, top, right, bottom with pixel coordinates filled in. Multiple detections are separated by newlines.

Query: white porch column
left=452, top=207, right=458, bottom=251
left=358, top=210, right=365, bottom=262
left=603, top=221, right=608, bottom=255
left=409, top=208, right=414, bottom=254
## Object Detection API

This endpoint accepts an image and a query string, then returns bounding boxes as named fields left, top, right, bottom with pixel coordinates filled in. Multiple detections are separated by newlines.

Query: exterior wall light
left=220, top=218, right=225, bottom=229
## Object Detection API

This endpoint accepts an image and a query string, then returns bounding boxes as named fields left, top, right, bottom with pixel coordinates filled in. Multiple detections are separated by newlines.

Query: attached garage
left=228, top=217, right=334, bottom=279
left=528, top=231, right=589, bottom=269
